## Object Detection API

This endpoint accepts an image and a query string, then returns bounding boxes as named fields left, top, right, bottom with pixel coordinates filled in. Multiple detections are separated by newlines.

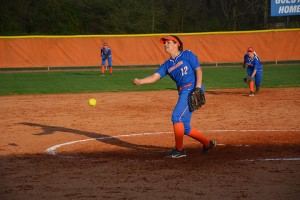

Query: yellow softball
left=88, top=98, right=96, bottom=107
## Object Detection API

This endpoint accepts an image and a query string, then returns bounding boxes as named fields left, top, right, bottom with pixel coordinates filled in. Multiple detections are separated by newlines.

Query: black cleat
left=203, top=140, right=217, bottom=154
left=165, top=148, right=187, bottom=158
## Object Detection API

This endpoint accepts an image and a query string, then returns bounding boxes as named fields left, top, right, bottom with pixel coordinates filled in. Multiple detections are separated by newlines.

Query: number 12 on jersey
left=181, top=66, right=188, bottom=76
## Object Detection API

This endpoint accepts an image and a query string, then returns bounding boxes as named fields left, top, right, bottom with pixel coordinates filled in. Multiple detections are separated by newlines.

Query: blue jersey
left=101, top=47, right=112, bottom=58
left=156, top=50, right=200, bottom=89
left=244, top=53, right=262, bottom=71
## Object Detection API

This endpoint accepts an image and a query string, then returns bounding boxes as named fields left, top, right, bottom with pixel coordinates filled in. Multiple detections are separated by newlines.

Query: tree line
left=0, top=0, right=299, bottom=36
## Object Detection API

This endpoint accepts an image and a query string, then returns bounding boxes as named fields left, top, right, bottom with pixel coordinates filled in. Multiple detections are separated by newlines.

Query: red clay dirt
left=1, top=88, right=300, bottom=199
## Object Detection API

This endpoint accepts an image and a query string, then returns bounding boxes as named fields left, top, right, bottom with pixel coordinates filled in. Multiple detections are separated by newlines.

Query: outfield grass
left=0, top=65, right=299, bottom=95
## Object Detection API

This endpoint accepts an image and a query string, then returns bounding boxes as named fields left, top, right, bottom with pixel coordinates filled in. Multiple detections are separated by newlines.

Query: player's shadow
left=20, top=122, right=167, bottom=152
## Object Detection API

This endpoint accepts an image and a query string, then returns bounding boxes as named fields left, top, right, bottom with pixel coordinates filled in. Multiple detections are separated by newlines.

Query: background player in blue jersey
left=100, top=43, right=112, bottom=76
left=133, top=35, right=216, bottom=158
left=243, top=47, right=263, bottom=96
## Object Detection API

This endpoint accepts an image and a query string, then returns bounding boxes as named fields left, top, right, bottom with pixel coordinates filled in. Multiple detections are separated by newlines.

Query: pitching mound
left=1, top=88, right=299, bottom=199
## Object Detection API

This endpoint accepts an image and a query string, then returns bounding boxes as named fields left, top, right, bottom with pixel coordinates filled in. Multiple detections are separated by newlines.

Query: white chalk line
left=46, top=131, right=170, bottom=157
left=45, top=129, right=300, bottom=160
left=242, top=158, right=300, bottom=161
left=210, top=129, right=300, bottom=132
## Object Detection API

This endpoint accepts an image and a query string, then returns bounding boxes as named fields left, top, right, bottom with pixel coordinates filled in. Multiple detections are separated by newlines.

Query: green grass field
left=0, top=65, right=299, bottom=95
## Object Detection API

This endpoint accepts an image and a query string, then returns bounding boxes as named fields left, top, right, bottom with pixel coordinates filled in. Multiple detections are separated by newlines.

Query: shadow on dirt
left=19, top=122, right=168, bottom=152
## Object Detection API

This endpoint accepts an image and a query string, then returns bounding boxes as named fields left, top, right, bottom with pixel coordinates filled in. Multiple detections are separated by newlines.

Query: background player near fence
left=100, top=43, right=112, bottom=76
left=243, top=47, right=263, bottom=96
left=133, top=35, right=216, bottom=158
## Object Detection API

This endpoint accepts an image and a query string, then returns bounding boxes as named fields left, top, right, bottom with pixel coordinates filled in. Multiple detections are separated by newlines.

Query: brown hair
left=170, top=35, right=183, bottom=51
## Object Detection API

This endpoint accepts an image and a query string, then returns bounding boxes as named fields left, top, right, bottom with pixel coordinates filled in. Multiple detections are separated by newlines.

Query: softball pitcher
left=243, top=47, right=263, bottom=96
left=100, top=43, right=112, bottom=76
left=133, top=35, right=216, bottom=158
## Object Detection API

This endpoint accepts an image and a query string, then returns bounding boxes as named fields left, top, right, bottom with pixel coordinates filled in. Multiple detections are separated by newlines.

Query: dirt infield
left=1, top=88, right=300, bottom=200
